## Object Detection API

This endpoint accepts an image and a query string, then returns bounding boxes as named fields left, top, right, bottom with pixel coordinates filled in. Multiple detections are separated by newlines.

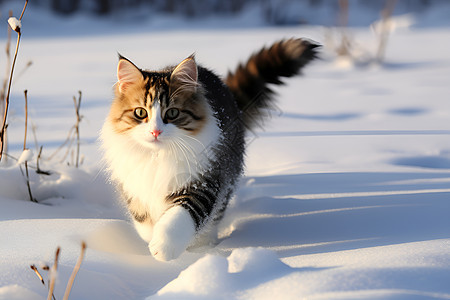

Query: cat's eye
left=165, top=108, right=180, bottom=120
left=134, top=107, right=148, bottom=119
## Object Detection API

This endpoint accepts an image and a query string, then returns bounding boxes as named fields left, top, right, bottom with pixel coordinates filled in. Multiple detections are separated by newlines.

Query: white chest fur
left=100, top=111, right=220, bottom=224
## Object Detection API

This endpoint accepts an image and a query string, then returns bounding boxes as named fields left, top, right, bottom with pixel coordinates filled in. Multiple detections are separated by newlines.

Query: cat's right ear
left=117, top=56, right=143, bottom=94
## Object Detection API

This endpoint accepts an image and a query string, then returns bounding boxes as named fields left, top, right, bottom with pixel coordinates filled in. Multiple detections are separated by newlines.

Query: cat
left=100, top=38, right=319, bottom=261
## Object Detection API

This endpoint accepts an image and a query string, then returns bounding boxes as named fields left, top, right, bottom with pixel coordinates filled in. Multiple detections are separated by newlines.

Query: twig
left=19, top=0, right=29, bottom=20
left=29, top=263, right=55, bottom=300
left=36, top=146, right=43, bottom=172
left=47, top=91, right=83, bottom=166
left=336, top=0, right=351, bottom=57
left=0, top=10, right=13, bottom=105
left=63, top=241, right=87, bottom=300
left=23, top=90, right=28, bottom=150
left=1, top=10, right=13, bottom=97
left=31, top=242, right=86, bottom=300
left=376, top=0, right=397, bottom=63
left=36, top=145, right=52, bottom=175
left=0, top=10, right=13, bottom=162
left=30, top=265, right=45, bottom=286
left=23, top=90, right=36, bottom=202
left=47, top=247, right=60, bottom=300
left=31, top=264, right=55, bottom=300
left=73, top=91, right=82, bottom=168
left=0, top=0, right=29, bottom=161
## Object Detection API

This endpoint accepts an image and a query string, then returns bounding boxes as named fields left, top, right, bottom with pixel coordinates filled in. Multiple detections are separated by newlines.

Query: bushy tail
left=225, top=38, right=319, bottom=129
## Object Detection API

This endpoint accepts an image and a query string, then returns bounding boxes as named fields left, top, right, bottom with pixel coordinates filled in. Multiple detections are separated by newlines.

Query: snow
left=16, top=149, right=33, bottom=165
left=1, top=3, right=450, bottom=300
left=7, top=17, right=21, bottom=32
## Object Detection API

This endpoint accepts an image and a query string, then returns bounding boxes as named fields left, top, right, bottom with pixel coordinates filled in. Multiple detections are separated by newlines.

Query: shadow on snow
left=218, top=171, right=450, bottom=258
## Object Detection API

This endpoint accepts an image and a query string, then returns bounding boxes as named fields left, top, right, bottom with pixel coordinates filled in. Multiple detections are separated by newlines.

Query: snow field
left=0, top=5, right=449, bottom=299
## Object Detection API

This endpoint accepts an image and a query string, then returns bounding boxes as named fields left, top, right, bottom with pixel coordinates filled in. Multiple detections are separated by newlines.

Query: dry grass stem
left=30, top=265, right=56, bottom=300
left=23, top=90, right=36, bottom=202
left=62, top=241, right=87, bottom=300
left=48, top=91, right=83, bottom=166
left=31, top=242, right=86, bottom=300
left=1, top=10, right=13, bottom=108
left=23, top=90, right=28, bottom=150
left=47, top=247, right=60, bottom=300
left=73, top=91, right=82, bottom=168
left=376, top=0, right=397, bottom=63
left=30, top=265, right=45, bottom=286
left=19, top=0, right=29, bottom=20
left=336, top=0, right=351, bottom=57
left=0, top=10, right=13, bottom=162
left=0, top=0, right=29, bottom=161
left=36, top=145, right=51, bottom=175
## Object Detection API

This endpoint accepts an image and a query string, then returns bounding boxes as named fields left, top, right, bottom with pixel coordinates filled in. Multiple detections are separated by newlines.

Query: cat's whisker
left=173, top=139, right=194, bottom=183
left=175, top=137, right=200, bottom=168
left=178, top=134, right=207, bottom=157
left=167, top=141, right=181, bottom=187
left=180, top=133, right=207, bottom=150
left=179, top=134, right=214, bottom=163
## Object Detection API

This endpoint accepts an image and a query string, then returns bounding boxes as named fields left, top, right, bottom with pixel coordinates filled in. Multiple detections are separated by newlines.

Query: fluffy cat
left=101, top=38, right=319, bottom=261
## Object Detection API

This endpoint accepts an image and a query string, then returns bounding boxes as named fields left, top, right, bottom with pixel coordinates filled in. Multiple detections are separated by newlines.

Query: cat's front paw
left=149, top=206, right=196, bottom=262
left=149, top=236, right=183, bottom=262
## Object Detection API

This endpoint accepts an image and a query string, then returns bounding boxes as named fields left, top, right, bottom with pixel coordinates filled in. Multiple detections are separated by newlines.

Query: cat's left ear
left=170, top=55, right=198, bottom=91
left=117, top=56, right=143, bottom=94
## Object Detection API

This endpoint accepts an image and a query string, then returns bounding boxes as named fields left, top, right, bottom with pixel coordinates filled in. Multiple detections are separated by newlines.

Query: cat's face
left=108, top=56, right=209, bottom=150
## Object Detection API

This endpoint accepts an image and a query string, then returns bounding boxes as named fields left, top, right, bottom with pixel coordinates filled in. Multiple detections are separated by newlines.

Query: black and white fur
left=101, top=38, right=319, bottom=261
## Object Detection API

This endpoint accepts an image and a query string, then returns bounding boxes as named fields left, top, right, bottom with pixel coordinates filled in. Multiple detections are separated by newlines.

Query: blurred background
left=1, top=0, right=450, bottom=28
left=0, top=0, right=449, bottom=168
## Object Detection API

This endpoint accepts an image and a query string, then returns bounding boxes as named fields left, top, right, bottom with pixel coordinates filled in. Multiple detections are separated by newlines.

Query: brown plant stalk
left=47, top=91, right=83, bottom=165
left=0, top=0, right=29, bottom=161
left=30, top=265, right=46, bottom=286
left=0, top=10, right=13, bottom=158
left=63, top=242, right=87, bottom=300
left=23, top=90, right=36, bottom=202
left=47, top=247, right=60, bottom=300
left=1, top=10, right=13, bottom=101
left=73, top=91, right=82, bottom=168
left=376, top=0, right=398, bottom=63
left=31, top=242, right=87, bottom=300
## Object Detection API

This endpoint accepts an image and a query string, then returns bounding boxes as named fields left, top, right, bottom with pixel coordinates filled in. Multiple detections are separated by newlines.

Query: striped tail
left=225, top=38, right=319, bottom=129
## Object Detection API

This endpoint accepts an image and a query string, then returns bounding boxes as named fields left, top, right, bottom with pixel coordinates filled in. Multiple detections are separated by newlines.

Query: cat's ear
left=170, top=55, right=198, bottom=92
left=117, top=56, right=143, bottom=94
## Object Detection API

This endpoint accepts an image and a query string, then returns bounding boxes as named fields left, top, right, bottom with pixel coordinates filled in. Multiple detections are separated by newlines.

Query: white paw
left=149, top=236, right=183, bottom=262
left=149, top=206, right=196, bottom=261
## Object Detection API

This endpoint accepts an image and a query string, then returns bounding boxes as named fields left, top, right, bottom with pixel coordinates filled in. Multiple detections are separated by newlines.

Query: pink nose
left=151, top=130, right=162, bottom=138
